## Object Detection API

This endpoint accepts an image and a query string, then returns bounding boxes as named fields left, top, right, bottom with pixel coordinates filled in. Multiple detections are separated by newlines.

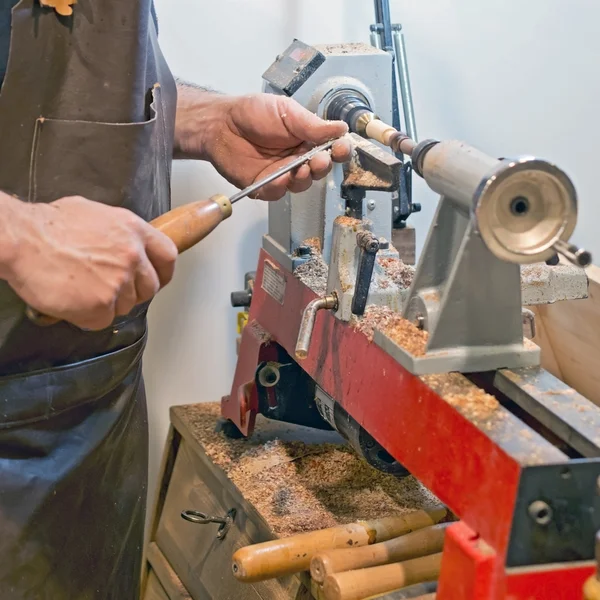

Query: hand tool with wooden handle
left=322, top=553, right=442, bottom=600
left=25, top=139, right=337, bottom=326
left=231, top=507, right=447, bottom=584
left=310, top=523, right=449, bottom=584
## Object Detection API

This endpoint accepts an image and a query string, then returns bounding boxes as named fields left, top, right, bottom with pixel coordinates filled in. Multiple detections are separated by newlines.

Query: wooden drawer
left=144, top=571, right=170, bottom=600
left=154, top=437, right=308, bottom=600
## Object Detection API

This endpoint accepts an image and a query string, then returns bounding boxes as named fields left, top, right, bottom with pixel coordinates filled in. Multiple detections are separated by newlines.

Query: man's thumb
left=283, top=99, right=349, bottom=143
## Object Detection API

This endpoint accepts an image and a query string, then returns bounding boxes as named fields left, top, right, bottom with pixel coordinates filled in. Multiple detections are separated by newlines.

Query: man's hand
left=0, top=194, right=177, bottom=330
left=174, top=87, right=353, bottom=201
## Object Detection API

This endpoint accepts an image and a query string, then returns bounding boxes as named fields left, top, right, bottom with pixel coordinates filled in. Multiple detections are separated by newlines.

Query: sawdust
left=352, top=305, right=428, bottom=356
left=378, top=256, right=415, bottom=289
left=295, top=253, right=329, bottom=296
left=520, top=264, right=547, bottom=288
left=302, top=237, right=322, bottom=252
left=421, top=373, right=501, bottom=422
left=344, top=169, right=389, bottom=189
left=386, top=321, right=428, bottom=357
left=335, top=216, right=361, bottom=228
left=316, top=43, right=381, bottom=56
left=176, top=403, right=441, bottom=538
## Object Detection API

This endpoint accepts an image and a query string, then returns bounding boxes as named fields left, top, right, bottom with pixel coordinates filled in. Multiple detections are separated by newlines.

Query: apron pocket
left=29, top=84, right=166, bottom=221
left=0, top=331, right=146, bottom=429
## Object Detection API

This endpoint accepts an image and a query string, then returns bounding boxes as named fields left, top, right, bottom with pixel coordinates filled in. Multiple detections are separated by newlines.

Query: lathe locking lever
left=295, top=293, right=338, bottom=360
left=351, top=231, right=385, bottom=317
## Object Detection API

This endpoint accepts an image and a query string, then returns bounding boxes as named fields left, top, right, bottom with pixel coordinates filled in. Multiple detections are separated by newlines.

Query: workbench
left=142, top=403, right=441, bottom=600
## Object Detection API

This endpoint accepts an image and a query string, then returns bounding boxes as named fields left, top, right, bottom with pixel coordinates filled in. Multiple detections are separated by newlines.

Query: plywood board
left=533, top=264, right=600, bottom=405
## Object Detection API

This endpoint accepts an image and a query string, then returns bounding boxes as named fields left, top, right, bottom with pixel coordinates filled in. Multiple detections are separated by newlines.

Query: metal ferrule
left=325, top=92, right=375, bottom=137
left=354, top=111, right=377, bottom=137
left=295, top=293, right=338, bottom=360
left=411, top=139, right=440, bottom=178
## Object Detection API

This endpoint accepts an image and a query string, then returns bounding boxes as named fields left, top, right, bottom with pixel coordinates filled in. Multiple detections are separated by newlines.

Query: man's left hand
left=174, top=88, right=353, bottom=201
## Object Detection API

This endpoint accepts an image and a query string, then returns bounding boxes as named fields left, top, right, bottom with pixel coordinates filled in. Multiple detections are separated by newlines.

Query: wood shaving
left=344, top=169, right=389, bottom=188
left=175, top=403, right=441, bottom=538
left=316, top=43, right=381, bottom=56
left=294, top=254, right=329, bottom=296
left=302, top=237, right=322, bottom=252
left=520, top=264, right=548, bottom=288
left=377, top=256, right=415, bottom=289
left=421, top=373, right=501, bottom=422
left=335, top=216, right=361, bottom=227
left=352, top=306, right=428, bottom=356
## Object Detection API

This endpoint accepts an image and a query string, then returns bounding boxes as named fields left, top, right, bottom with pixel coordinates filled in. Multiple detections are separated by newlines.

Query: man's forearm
left=174, top=79, right=231, bottom=161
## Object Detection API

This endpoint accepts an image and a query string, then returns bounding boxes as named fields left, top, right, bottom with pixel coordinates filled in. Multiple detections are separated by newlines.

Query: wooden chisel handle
left=311, top=523, right=449, bottom=584
left=25, top=194, right=232, bottom=326
left=231, top=507, right=447, bottom=584
left=322, top=553, right=442, bottom=600
left=150, top=194, right=232, bottom=253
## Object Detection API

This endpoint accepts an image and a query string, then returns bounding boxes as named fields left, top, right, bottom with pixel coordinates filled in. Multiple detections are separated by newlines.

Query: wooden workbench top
left=171, top=402, right=441, bottom=538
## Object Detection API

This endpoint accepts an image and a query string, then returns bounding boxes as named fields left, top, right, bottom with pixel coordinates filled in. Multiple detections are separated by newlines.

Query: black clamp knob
left=231, top=290, right=252, bottom=307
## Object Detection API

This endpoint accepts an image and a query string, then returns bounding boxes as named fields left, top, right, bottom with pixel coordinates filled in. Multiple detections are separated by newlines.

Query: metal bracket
left=507, top=460, right=600, bottom=566
left=342, top=134, right=402, bottom=199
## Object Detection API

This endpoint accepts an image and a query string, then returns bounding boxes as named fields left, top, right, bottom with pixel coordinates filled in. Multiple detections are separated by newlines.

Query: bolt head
left=367, top=199, right=376, bottom=211
left=528, top=500, right=553, bottom=526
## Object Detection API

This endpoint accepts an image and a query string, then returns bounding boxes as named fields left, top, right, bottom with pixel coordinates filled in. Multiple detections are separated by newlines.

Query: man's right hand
left=0, top=194, right=177, bottom=331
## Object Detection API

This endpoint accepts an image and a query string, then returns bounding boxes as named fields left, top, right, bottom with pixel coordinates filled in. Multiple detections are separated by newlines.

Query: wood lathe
left=219, top=16, right=600, bottom=600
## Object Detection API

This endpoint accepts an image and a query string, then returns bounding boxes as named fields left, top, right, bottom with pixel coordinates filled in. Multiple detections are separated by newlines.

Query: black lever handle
left=351, top=231, right=381, bottom=316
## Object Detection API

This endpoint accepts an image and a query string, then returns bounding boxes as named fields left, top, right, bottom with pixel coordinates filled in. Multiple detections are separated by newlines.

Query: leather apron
left=0, top=1, right=176, bottom=597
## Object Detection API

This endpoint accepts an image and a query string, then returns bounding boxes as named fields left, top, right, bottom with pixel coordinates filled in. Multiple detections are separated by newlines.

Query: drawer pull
left=181, top=508, right=237, bottom=540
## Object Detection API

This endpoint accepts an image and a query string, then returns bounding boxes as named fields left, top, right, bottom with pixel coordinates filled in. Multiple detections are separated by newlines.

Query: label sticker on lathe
left=261, top=260, right=286, bottom=304
left=315, top=387, right=336, bottom=429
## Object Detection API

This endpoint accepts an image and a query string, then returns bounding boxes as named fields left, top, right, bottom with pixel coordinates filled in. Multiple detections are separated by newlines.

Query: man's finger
left=331, top=138, right=353, bottom=162
left=307, top=152, right=332, bottom=181
left=252, top=173, right=290, bottom=201
left=281, top=98, right=349, bottom=144
left=134, top=257, right=161, bottom=305
left=287, top=164, right=313, bottom=193
left=114, top=276, right=138, bottom=317
left=144, top=228, right=178, bottom=288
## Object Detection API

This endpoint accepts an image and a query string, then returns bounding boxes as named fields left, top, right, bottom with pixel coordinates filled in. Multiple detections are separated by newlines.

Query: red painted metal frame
left=222, top=249, right=590, bottom=599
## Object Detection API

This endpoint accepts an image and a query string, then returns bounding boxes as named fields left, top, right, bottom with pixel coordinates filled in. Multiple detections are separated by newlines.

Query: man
left=0, top=1, right=350, bottom=598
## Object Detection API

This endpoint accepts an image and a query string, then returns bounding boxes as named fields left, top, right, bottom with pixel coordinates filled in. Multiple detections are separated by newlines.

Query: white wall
left=144, top=0, right=600, bottom=494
